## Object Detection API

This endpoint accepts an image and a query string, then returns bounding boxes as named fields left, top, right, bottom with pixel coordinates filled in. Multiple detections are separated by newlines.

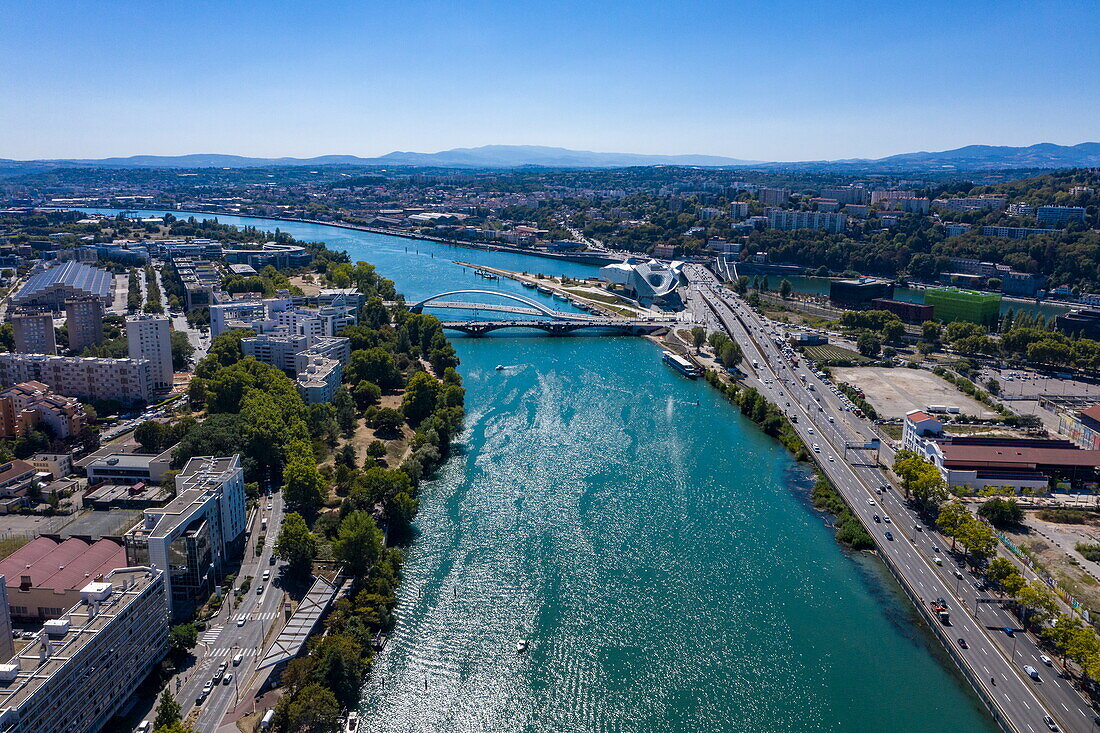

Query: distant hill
left=3, top=142, right=1099, bottom=172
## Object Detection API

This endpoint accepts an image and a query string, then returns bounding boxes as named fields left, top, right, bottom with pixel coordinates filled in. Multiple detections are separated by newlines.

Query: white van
left=136, top=722, right=152, bottom=733
left=233, top=652, right=245, bottom=667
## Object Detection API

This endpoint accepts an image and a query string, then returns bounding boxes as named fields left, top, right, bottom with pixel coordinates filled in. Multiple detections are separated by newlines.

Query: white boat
left=495, top=364, right=505, bottom=371
left=344, top=712, right=360, bottom=732
left=516, top=639, right=529, bottom=653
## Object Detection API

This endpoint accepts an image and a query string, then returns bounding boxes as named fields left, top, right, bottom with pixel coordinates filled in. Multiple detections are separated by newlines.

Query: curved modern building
left=599, top=258, right=683, bottom=305
left=11, top=262, right=113, bottom=310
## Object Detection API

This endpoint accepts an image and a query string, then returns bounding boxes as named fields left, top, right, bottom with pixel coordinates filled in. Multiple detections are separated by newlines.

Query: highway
left=174, top=489, right=287, bottom=731
left=685, top=264, right=1098, bottom=733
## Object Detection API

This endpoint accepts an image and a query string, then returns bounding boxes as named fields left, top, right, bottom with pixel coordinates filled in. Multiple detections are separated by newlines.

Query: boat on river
left=517, top=639, right=529, bottom=653
left=344, top=712, right=360, bottom=732
left=662, top=350, right=700, bottom=379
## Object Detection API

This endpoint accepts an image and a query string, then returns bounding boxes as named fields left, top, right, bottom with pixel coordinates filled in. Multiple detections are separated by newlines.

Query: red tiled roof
left=0, top=537, right=126, bottom=591
left=939, top=443, right=1100, bottom=469
left=907, top=410, right=936, bottom=423
left=1080, top=405, right=1100, bottom=423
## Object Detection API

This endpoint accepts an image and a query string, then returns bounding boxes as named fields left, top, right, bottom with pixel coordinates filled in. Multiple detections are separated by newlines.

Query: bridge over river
left=406, top=289, right=672, bottom=336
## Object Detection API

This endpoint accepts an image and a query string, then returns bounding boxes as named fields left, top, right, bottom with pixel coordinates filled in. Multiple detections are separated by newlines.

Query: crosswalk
left=200, top=627, right=222, bottom=644
left=210, top=646, right=257, bottom=658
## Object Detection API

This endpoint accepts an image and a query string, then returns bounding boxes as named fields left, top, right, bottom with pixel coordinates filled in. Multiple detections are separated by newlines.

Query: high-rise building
left=10, top=311, right=55, bottom=355
left=923, top=288, right=1001, bottom=328
left=126, top=314, right=173, bottom=392
left=759, top=187, right=791, bottom=206
left=730, top=202, right=749, bottom=220
left=0, top=567, right=168, bottom=733
left=0, top=577, right=12, bottom=662
left=9, top=261, right=113, bottom=311
left=64, top=296, right=104, bottom=353
left=821, top=186, right=869, bottom=206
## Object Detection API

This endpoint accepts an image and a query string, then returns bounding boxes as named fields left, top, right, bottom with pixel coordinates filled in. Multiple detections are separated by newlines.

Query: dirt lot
left=1000, top=515, right=1100, bottom=616
left=831, top=366, right=998, bottom=419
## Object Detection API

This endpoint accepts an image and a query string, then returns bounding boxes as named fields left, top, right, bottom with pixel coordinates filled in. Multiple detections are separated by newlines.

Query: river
left=82, top=210, right=997, bottom=732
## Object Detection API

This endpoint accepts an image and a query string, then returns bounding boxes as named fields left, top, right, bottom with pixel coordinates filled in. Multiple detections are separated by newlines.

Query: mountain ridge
left=3, top=142, right=1100, bottom=172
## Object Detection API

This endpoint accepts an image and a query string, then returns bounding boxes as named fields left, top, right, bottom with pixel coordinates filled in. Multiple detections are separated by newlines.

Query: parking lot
left=831, top=366, right=999, bottom=419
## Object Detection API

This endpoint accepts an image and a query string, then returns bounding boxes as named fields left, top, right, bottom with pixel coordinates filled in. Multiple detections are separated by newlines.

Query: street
left=686, top=264, right=1098, bottom=733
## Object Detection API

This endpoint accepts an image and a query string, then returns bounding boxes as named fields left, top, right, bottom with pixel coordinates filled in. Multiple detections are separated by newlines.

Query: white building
left=598, top=258, right=683, bottom=306
left=0, top=354, right=152, bottom=405
left=767, top=209, right=847, bottom=234
left=123, top=455, right=245, bottom=615
left=0, top=567, right=168, bottom=733
left=126, top=314, right=173, bottom=392
left=730, top=202, right=749, bottom=220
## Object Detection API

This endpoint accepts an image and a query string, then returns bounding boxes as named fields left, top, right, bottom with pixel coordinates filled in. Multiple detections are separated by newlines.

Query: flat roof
left=0, top=567, right=161, bottom=712
left=257, top=576, right=341, bottom=670
left=937, top=437, right=1100, bottom=469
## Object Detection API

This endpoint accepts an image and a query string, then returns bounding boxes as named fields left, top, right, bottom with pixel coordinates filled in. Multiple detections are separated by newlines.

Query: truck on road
left=930, top=598, right=950, bottom=625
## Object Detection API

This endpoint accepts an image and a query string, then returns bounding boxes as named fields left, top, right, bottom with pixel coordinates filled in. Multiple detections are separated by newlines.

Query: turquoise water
left=83, top=210, right=996, bottom=732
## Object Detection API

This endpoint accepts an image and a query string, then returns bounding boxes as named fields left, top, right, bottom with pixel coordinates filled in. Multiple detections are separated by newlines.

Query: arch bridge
left=409, top=289, right=577, bottom=320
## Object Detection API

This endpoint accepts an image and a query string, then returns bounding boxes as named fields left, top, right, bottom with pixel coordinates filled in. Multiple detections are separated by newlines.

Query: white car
left=807, top=427, right=814, bottom=434
left=237, top=616, right=246, bottom=627
left=1040, top=654, right=1053, bottom=666
left=867, top=498, right=876, bottom=506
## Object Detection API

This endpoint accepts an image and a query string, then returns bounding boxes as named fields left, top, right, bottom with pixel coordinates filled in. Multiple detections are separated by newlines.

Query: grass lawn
left=803, top=344, right=871, bottom=364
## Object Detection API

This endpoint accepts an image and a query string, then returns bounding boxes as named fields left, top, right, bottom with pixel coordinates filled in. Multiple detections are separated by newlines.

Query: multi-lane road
left=685, top=264, right=1098, bottom=733
left=173, top=490, right=287, bottom=731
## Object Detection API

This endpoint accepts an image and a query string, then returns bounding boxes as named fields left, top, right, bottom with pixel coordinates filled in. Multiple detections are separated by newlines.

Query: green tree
left=275, top=683, right=341, bottom=733
left=333, top=510, right=384, bottom=577
left=936, top=500, right=970, bottom=551
left=718, top=340, right=743, bottom=369
left=401, top=371, right=441, bottom=425
left=779, top=279, right=793, bottom=299
left=332, top=387, right=358, bottom=435
left=921, top=321, right=942, bottom=342
left=956, top=519, right=997, bottom=563
left=353, top=380, right=382, bottom=409
left=135, top=420, right=168, bottom=453
left=372, top=407, right=405, bottom=436
left=690, top=326, right=706, bottom=352
left=168, top=623, right=197, bottom=653
left=282, top=446, right=325, bottom=516
left=977, top=497, right=1022, bottom=527
left=346, top=347, right=402, bottom=390
left=856, top=332, right=881, bottom=357
left=986, top=557, right=1026, bottom=596
left=313, top=634, right=366, bottom=709
left=154, top=689, right=182, bottom=729
left=367, top=440, right=387, bottom=459
left=170, top=331, right=194, bottom=371
left=275, top=512, right=318, bottom=578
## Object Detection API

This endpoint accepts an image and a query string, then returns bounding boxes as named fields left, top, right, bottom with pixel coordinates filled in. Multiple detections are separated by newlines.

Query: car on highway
left=828, top=456, right=834, bottom=462
left=867, top=498, right=875, bottom=506
left=884, top=531, right=894, bottom=541
left=933, top=557, right=943, bottom=566
left=237, top=616, right=246, bottom=627
left=872, top=514, right=880, bottom=523
left=267, top=502, right=273, bottom=511
left=1044, top=715, right=1059, bottom=731
left=882, top=516, right=890, bottom=524
left=1003, top=627, right=1015, bottom=637
left=269, top=555, right=277, bottom=565
left=812, top=444, right=820, bottom=453
left=914, top=525, right=923, bottom=532
left=931, top=545, right=940, bottom=553
left=1024, top=664, right=1040, bottom=681
left=1040, top=654, right=1053, bottom=666
left=256, top=584, right=264, bottom=595
left=223, top=673, right=234, bottom=685
left=957, top=638, right=968, bottom=649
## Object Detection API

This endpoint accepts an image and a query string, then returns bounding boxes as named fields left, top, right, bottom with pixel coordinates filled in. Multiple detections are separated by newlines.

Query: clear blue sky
left=2, top=0, right=1098, bottom=161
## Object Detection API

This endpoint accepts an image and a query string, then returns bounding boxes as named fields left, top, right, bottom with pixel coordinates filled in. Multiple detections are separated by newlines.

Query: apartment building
left=0, top=354, right=152, bottom=405
left=934, top=195, right=1007, bottom=212
left=820, top=186, right=869, bottom=206
left=0, top=381, right=87, bottom=439
left=64, top=296, right=104, bottom=352
left=980, top=225, right=1063, bottom=240
left=730, top=202, right=749, bottom=220
left=0, top=567, right=168, bottom=733
left=296, top=356, right=343, bottom=404
left=0, top=537, right=128, bottom=621
left=10, top=310, right=56, bottom=356
left=759, top=187, right=791, bottom=206
left=124, top=455, right=245, bottom=615
left=767, top=209, right=847, bottom=234
left=1036, top=205, right=1087, bottom=227
left=126, top=314, right=173, bottom=392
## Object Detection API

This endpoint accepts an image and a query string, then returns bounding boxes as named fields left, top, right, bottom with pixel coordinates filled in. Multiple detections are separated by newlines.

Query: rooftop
left=936, top=436, right=1100, bottom=470
left=12, top=261, right=112, bottom=303
left=0, top=537, right=126, bottom=592
left=0, top=567, right=162, bottom=713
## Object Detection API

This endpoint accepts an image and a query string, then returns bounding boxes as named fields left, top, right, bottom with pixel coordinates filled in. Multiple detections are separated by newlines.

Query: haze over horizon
left=3, top=0, right=1098, bottom=161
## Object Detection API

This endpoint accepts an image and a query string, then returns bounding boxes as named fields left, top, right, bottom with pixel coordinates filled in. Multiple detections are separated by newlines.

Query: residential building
left=980, top=225, right=1062, bottom=240
left=123, top=455, right=245, bottom=615
left=846, top=204, right=870, bottom=217
left=0, top=461, right=38, bottom=514
left=903, top=414, right=1100, bottom=492
left=241, top=333, right=350, bottom=374
left=870, top=298, right=934, bottom=324
left=821, top=186, right=869, bottom=206
left=923, top=288, right=1001, bottom=328
left=296, top=356, right=343, bottom=404
left=9, top=261, right=113, bottom=311
left=884, top=197, right=931, bottom=214
left=0, top=382, right=87, bottom=439
left=870, top=190, right=918, bottom=205
left=0, top=537, right=128, bottom=621
left=945, top=223, right=971, bottom=237
left=901, top=410, right=943, bottom=452
left=767, top=209, right=847, bottom=234
left=730, top=202, right=749, bottom=220
left=1036, top=205, right=1086, bottom=227
left=1008, top=202, right=1034, bottom=217
left=10, top=311, right=56, bottom=355
left=64, top=296, right=104, bottom=352
left=812, top=198, right=840, bottom=212
left=652, top=244, right=677, bottom=259
left=0, top=354, right=152, bottom=405
left=0, top=566, right=168, bottom=733
left=759, top=187, right=791, bottom=206
left=1000, top=271, right=1043, bottom=298
left=126, top=314, right=173, bottom=392
left=28, top=454, right=72, bottom=480
left=933, top=195, right=1007, bottom=212
left=828, top=278, right=893, bottom=308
